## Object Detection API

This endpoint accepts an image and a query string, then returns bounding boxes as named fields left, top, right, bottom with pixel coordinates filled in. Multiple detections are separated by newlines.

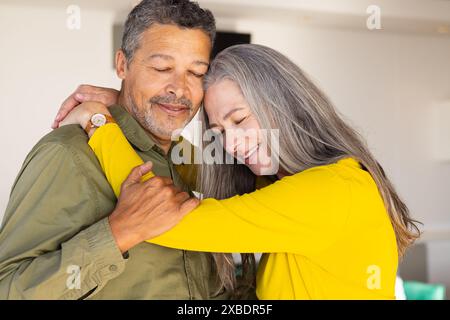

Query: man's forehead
left=138, top=24, right=211, bottom=59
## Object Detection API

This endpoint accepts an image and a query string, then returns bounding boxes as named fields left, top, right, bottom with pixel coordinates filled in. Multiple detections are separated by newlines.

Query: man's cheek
left=193, top=91, right=205, bottom=109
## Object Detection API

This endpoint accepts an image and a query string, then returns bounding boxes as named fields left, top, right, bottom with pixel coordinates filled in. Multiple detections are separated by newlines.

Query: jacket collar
left=109, top=104, right=157, bottom=152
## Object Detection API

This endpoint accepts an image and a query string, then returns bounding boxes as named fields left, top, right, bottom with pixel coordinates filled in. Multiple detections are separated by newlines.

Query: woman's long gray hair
left=199, top=44, right=421, bottom=297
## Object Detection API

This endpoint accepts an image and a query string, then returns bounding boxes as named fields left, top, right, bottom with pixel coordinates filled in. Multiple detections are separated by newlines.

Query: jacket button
left=109, top=264, right=118, bottom=272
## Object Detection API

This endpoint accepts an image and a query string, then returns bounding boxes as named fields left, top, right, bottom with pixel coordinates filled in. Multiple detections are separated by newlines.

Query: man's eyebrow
left=145, top=54, right=174, bottom=61
left=144, top=54, right=209, bottom=67
left=193, top=60, right=209, bottom=68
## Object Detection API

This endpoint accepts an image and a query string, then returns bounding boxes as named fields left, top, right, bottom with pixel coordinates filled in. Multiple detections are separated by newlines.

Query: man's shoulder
left=8, top=125, right=109, bottom=201
left=33, top=125, right=94, bottom=159
left=22, top=125, right=100, bottom=174
left=38, top=124, right=88, bottom=148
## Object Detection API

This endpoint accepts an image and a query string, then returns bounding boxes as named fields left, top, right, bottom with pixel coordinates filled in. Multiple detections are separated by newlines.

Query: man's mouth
left=156, top=103, right=190, bottom=116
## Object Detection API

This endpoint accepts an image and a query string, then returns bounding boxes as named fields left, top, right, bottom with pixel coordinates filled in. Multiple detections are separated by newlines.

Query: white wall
left=0, top=3, right=120, bottom=216
left=0, top=1, right=449, bottom=291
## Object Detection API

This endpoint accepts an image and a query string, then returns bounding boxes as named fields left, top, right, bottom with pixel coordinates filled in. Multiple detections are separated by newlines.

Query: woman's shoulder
left=305, top=157, right=373, bottom=184
left=277, top=157, right=376, bottom=197
left=286, top=157, right=366, bottom=182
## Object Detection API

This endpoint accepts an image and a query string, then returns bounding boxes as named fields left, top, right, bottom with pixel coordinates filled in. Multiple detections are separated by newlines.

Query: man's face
left=118, top=24, right=211, bottom=141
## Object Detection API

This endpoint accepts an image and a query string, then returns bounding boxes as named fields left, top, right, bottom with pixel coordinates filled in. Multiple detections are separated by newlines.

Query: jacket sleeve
left=0, top=141, right=128, bottom=299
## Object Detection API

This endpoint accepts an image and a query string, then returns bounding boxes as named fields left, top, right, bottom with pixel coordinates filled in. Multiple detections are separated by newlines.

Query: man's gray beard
left=131, top=101, right=192, bottom=138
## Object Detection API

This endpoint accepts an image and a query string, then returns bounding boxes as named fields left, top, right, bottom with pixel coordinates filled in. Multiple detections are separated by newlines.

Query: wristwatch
left=84, top=113, right=116, bottom=134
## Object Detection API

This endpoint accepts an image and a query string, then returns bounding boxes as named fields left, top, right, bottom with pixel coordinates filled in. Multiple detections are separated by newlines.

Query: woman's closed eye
left=235, top=115, right=249, bottom=125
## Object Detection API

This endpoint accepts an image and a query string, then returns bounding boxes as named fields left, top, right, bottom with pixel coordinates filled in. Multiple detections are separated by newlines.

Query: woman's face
left=204, top=79, right=277, bottom=176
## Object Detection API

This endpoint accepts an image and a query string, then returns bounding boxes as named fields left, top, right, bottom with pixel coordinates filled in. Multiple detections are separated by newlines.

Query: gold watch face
left=91, top=113, right=107, bottom=127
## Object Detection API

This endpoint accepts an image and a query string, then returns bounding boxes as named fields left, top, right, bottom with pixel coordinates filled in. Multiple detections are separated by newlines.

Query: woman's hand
left=58, top=101, right=111, bottom=134
left=52, top=84, right=119, bottom=129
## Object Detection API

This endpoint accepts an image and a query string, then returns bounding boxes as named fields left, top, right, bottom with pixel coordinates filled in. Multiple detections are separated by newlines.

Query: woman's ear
left=115, top=49, right=127, bottom=80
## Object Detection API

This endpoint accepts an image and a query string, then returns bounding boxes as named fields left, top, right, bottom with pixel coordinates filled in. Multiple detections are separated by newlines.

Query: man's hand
left=108, top=162, right=200, bottom=254
left=52, top=85, right=119, bottom=129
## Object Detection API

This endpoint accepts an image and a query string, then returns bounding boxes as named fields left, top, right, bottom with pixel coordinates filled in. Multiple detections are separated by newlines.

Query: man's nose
left=166, top=73, right=187, bottom=99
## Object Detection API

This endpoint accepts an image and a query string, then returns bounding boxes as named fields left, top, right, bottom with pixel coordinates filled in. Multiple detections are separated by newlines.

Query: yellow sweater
left=89, top=123, right=398, bottom=299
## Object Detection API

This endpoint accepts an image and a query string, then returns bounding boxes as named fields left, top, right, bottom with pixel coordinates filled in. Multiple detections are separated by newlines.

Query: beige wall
left=0, top=3, right=120, bottom=215
left=1, top=1, right=449, bottom=291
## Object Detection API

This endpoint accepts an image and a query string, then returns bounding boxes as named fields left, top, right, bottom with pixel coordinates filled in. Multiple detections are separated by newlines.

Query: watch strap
left=84, top=114, right=116, bottom=134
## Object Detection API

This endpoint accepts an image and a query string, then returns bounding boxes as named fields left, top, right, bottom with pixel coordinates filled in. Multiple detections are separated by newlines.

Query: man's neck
left=118, top=92, right=172, bottom=155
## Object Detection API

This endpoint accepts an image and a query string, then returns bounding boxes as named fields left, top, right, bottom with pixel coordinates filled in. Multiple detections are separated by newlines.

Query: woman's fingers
left=53, top=85, right=119, bottom=129
left=53, top=85, right=93, bottom=128
left=52, top=92, right=82, bottom=129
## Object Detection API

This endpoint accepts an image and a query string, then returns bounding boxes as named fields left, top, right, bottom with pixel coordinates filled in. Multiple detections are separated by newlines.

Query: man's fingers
left=143, top=175, right=173, bottom=188
left=138, top=161, right=154, bottom=177
left=178, top=197, right=200, bottom=216
left=123, top=162, right=153, bottom=187
left=174, top=191, right=190, bottom=203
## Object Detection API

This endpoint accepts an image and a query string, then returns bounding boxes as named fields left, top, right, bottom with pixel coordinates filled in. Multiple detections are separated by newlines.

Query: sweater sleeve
left=89, top=123, right=350, bottom=255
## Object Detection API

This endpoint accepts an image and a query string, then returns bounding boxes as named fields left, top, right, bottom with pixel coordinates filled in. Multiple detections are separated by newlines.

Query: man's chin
left=145, top=122, right=187, bottom=141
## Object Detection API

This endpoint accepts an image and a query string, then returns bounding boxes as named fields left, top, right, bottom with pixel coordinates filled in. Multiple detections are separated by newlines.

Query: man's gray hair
left=122, top=0, right=216, bottom=63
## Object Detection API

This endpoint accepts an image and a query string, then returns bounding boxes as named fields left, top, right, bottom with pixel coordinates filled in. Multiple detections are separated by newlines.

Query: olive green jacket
left=0, top=105, right=226, bottom=300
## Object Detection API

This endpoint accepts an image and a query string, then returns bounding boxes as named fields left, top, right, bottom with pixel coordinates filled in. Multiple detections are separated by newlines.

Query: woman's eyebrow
left=209, top=108, right=244, bottom=129
left=223, top=107, right=244, bottom=121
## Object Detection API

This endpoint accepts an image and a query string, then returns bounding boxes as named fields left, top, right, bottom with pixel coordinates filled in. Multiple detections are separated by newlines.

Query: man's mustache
left=149, top=95, right=193, bottom=110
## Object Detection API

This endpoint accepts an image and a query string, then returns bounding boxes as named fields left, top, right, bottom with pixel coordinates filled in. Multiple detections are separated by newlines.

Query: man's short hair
left=122, top=0, right=216, bottom=63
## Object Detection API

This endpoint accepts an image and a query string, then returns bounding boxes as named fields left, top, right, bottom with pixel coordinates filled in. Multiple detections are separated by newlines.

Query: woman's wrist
left=79, top=102, right=112, bottom=132
left=57, top=101, right=112, bottom=132
left=87, top=126, right=98, bottom=138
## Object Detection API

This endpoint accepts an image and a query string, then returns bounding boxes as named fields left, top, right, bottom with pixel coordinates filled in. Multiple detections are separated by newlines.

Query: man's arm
left=0, top=141, right=127, bottom=299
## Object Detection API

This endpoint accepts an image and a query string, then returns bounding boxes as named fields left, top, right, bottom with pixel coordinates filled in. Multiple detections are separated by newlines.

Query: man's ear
left=116, top=49, right=128, bottom=80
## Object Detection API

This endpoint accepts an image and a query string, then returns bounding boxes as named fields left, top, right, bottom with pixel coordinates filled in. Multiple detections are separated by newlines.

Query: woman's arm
left=89, top=123, right=154, bottom=195
left=53, top=85, right=119, bottom=129
left=89, top=123, right=351, bottom=255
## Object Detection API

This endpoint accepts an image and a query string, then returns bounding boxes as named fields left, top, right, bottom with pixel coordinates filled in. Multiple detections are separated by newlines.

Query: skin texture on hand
left=107, top=162, right=200, bottom=253
left=53, top=85, right=119, bottom=129
left=57, top=101, right=112, bottom=133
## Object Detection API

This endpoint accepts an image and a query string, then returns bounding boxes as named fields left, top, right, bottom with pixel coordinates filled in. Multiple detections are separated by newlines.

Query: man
left=0, top=0, right=226, bottom=299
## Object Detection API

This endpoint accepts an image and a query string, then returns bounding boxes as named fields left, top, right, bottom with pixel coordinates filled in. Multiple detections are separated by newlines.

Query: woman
left=57, top=44, right=420, bottom=299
